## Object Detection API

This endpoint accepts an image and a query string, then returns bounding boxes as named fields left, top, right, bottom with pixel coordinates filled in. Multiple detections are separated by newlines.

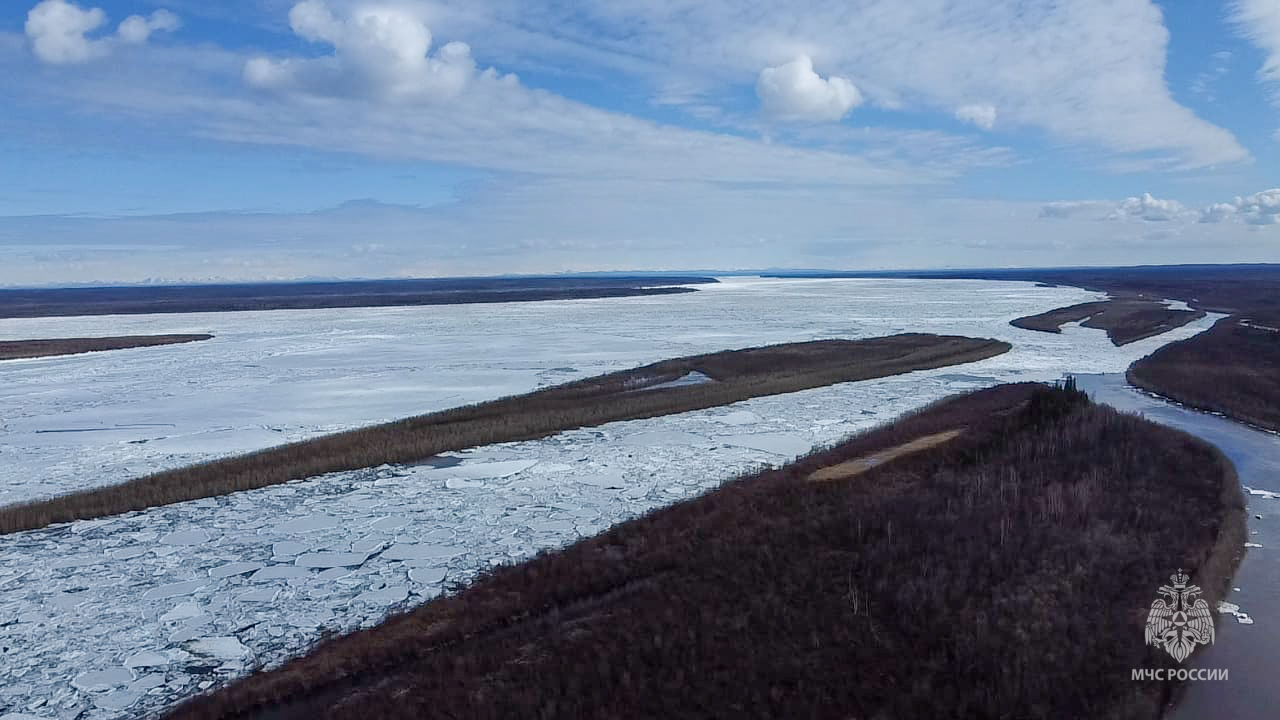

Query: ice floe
left=1218, top=601, right=1255, bottom=624
left=719, top=432, right=813, bottom=458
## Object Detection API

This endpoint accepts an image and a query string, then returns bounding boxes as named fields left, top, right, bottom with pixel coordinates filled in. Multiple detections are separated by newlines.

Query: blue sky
left=0, top=0, right=1278, bottom=285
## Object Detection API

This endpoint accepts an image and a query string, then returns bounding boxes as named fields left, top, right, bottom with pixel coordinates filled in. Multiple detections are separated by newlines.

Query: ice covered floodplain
left=0, top=278, right=1220, bottom=718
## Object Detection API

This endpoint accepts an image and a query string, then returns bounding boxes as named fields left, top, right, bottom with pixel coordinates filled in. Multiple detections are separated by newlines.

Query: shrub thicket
left=1129, top=316, right=1280, bottom=432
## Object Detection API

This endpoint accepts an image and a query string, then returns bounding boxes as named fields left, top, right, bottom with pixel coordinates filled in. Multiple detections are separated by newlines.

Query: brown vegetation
left=166, top=381, right=1245, bottom=720
left=0, top=333, right=1009, bottom=534
left=1011, top=299, right=1204, bottom=345
left=1129, top=316, right=1280, bottom=432
left=0, top=334, right=212, bottom=360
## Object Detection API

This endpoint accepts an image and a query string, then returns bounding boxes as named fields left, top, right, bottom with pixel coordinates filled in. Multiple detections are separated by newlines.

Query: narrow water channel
left=1075, top=374, right=1280, bottom=719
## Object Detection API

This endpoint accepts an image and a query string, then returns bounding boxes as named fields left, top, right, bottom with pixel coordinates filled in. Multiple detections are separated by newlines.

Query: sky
left=1, top=0, right=1279, bottom=285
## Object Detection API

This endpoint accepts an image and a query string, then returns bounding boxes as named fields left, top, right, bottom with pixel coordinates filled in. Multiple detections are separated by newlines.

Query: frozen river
left=0, top=278, right=1221, bottom=718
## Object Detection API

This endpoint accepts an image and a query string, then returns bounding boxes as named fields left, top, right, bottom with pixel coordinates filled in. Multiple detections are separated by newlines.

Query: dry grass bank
left=0, top=333, right=1008, bottom=534
left=166, top=380, right=1245, bottom=720
left=0, top=334, right=212, bottom=360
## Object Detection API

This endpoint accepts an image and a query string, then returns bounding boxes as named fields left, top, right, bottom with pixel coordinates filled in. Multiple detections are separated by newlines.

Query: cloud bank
left=1201, top=189, right=1280, bottom=225
left=1041, top=188, right=1280, bottom=226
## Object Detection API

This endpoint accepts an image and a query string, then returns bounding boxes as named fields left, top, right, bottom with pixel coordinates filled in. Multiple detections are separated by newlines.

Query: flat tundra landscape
left=0, top=278, right=1224, bottom=718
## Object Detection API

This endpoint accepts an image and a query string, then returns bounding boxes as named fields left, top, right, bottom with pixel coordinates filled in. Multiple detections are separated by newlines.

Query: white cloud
left=1201, top=189, right=1280, bottom=225
left=118, top=10, right=181, bottom=45
left=24, top=0, right=179, bottom=64
left=1233, top=0, right=1280, bottom=86
left=1041, top=189, right=1280, bottom=227
left=421, top=0, right=1247, bottom=167
left=1114, top=193, right=1193, bottom=222
left=955, top=104, right=997, bottom=130
left=756, top=55, right=862, bottom=122
left=1200, top=202, right=1239, bottom=224
left=245, top=1, right=511, bottom=102
left=25, top=0, right=107, bottom=64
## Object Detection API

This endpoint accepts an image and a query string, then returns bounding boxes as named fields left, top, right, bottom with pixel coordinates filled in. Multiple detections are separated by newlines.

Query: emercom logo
left=1145, top=569, right=1214, bottom=662
left=1131, top=569, right=1228, bottom=682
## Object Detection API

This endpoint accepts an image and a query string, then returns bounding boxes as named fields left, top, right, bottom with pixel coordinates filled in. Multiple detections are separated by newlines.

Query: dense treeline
left=1129, top=316, right=1280, bottom=432
left=168, top=381, right=1245, bottom=720
left=0, top=333, right=1008, bottom=533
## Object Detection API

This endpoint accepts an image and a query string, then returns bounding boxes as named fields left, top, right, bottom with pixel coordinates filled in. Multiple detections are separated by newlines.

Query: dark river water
left=1075, top=374, right=1280, bottom=719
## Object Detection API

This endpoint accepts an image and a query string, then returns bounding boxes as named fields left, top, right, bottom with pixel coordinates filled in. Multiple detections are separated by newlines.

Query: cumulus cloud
left=756, top=55, right=862, bottom=122
left=117, top=10, right=181, bottom=45
left=24, top=0, right=179, bottom=64
left=1200, top=189, right=1280, bottom=225
left=954, top=104, right=997, bottom=130
left=1114, top=193, right=1192, bottom=222
left=1042, top=189, right=1280, bottom=227
left=245, top=1, right=512, bottom=102
left=25, top=0, right=107, bottom=64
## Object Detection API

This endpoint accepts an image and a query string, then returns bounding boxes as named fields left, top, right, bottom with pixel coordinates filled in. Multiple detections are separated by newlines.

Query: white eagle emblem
left=1145, top=569, right=1215, bottom=662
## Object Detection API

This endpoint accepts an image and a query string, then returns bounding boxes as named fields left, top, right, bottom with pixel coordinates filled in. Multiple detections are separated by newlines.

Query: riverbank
left=1128, top=316, right=1280, bottom=433
left=167, top=381, right=1244, bottom=720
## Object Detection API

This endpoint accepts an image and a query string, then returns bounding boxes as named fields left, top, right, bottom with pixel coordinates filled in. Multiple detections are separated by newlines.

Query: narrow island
left=0, top=334, right=213, bottom=360
left=167, top=381, right=1245, bottom=720
left=1009, top=298, right=1204, bottom=345
left=0, top=333, right=1010, bottom=534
